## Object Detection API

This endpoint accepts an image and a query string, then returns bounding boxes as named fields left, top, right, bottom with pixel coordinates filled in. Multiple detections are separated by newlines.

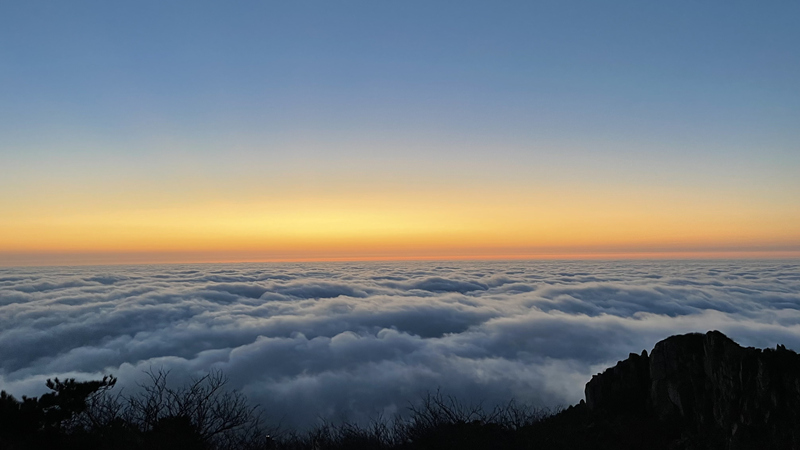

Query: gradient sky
left=1, top=1, right=799, bottom=265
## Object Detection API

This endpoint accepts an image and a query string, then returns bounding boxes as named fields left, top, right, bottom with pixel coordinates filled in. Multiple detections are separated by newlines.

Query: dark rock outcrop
left=584, top=349, right=650, bottom=414
left=579, top=330, right=800, bottom=449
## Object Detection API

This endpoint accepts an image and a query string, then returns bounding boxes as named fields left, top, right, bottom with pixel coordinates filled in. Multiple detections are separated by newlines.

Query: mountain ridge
left=546, top=330, right=800, bottom=449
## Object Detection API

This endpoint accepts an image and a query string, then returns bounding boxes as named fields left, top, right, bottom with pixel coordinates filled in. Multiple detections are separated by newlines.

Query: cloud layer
left=1, top=260, right=799, bottom=427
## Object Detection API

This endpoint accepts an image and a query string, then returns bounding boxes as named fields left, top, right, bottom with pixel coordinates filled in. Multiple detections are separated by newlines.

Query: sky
left=2, top=260, right=799, bottom=427
left=1, top=1, right=799, bottom=265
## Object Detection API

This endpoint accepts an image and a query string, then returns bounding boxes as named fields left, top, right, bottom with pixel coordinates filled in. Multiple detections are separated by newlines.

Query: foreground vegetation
left=0, top=371, right=569, bottom=450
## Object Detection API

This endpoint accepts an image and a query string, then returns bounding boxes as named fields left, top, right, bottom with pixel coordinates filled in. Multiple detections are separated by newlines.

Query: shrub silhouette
left=0, top=371, right=267, bottom=450
left=131, top=369, right=267, bottom=450
left=0, top=373, right=556, bottom=450
left=276, top=391, right=552, bottom=450
left=0, top=375, right=116, bottom=449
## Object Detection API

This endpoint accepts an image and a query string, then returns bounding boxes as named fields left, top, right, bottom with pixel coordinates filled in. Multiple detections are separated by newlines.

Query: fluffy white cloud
left=0, top=260, right=799, bottom=427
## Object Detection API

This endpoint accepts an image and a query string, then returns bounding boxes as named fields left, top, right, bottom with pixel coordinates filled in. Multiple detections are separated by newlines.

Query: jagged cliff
left=572, top=330, right=800, bottom=449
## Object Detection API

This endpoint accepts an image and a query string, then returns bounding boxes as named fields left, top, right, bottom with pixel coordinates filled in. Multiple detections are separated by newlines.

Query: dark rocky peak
left=584, top=349, right=649, bottom=414
left=582, top=331, right=800, bottom=449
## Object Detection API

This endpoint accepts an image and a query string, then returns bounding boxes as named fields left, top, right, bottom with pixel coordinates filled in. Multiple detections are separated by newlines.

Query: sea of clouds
left=1, top=260, right=799, bottom=428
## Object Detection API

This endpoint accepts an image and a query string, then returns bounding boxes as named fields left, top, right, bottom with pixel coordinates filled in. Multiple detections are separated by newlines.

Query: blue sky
left=3, top=1, right=797, bottom=151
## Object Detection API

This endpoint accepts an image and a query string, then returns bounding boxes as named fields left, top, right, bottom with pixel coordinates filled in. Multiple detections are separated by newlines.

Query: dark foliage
left=0, top=375, right=555, bottom=450
left=275, top=391, right=553, bottom=450
left=0, top=370, right=268, bottom=450
left=0, top=375, right=116, bottom=449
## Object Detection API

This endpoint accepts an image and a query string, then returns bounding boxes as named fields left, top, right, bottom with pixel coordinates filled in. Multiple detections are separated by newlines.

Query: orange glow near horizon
left=2, top=179, right=799, bottom=266
left=3, top=250, right=800, bottom=268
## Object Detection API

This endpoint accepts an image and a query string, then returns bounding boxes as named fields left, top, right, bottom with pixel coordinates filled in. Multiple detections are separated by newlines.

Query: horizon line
left=2, top=249, right=799, bottom=268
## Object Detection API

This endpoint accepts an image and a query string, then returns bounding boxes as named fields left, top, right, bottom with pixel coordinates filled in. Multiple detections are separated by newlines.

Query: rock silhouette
left=572, top=330, right=800, bottom=449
